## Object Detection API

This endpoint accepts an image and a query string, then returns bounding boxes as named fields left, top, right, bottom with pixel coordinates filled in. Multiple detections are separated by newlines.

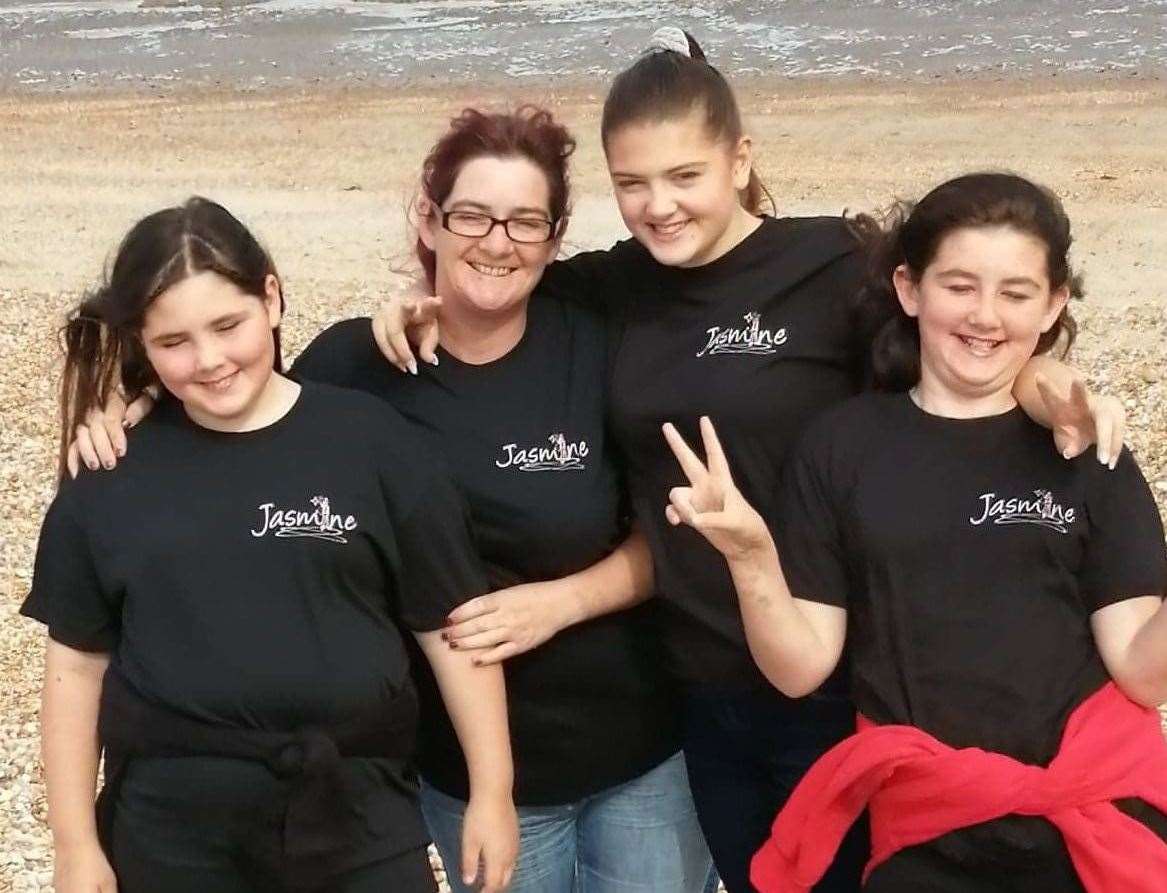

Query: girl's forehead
left=605, top=113, right=726, bottom=166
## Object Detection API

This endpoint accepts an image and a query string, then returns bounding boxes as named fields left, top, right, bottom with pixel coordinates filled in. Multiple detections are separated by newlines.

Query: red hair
left=416, top=105, right=576, bottom=288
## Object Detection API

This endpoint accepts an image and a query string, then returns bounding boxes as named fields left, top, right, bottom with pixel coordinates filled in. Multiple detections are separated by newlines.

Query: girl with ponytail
left=25, top=198, right=517, bottom=893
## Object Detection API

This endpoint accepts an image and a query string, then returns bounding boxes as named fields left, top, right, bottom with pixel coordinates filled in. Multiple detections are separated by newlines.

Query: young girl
left=23, top=198, right=518, bottom=893
left=368, top=29, right=1126, bottom=892
left=663, top=172, right=1167, bottom=892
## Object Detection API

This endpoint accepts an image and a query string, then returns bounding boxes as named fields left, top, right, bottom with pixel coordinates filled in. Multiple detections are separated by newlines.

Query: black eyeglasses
left=438, top=209, right=558, bottom=244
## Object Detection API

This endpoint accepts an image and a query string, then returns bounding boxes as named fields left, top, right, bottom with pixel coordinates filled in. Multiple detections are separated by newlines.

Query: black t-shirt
left=292, top=293, right=679, bottom=805
left=778, top=392, right=1167, bottom=862
left=21, top=382, right=487, bottom=859
left=544, top=216, right=865, bottom=690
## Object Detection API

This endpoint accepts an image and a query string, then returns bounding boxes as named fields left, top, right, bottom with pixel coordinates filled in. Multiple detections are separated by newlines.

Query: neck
left=701, top=204, right=763, bottom=266
left=438, top=299, right=529, bottom=365
left=188, top=372, right=301, bottom=432
left=911, top=371, right=1017, bottom=419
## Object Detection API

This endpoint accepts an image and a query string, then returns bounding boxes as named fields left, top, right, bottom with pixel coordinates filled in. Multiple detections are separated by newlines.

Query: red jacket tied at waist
left=751, top=682, right=1167, bottom=893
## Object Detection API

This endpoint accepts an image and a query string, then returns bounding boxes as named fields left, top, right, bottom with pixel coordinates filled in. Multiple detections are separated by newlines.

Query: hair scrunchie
left=646, top=26, right=691, bottom=57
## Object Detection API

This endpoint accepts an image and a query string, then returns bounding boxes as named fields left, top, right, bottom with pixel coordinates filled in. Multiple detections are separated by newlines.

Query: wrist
left=467, top=777, right=514, bottom=805
left=725, top=535, right=779, bottom=574
left=553, top=577, right=588, bottom=629
left=51, top=828, right=102, bottom=852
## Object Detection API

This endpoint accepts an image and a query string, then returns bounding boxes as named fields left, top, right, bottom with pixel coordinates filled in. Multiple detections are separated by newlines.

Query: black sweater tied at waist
left=96, top=666, right=424, bottom=889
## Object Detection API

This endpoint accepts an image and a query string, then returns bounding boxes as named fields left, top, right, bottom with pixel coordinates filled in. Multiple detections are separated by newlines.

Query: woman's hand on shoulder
left=66, top=388, right=156, bottom=478
left=662, top=416, right=773, bottom=564
left=1034, top=375, right=1125, bottom=469
left=53, top=838, right=118, bottom=892
left=460, top=791, right=518, bottom=893
left=370, top=292, right=443, bottom=375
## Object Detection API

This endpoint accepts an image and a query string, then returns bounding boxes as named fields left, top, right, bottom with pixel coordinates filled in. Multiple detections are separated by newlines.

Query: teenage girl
left=663, top=172, right=1167, bottom=892
left=368, top=29, right=1126, bottom=892
left=24, top=198, right=517, bottom=893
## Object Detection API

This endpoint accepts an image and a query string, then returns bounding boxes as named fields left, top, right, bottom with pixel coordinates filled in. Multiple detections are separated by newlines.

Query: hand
left=1034, top=374, right=1125, bottom=469
left=66, top=388, right=156, bottom=478
left=443, top=583, right=573, bottom=665
left=662, top=416, right=772, bottom=562
left=54, top=839, right=118, bottom=893
left=460, top=793, right=518, bottom=892
left=370, top=293, right=443, bottom=375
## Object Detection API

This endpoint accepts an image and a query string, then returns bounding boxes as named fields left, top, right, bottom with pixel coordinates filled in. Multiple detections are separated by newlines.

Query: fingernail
left=86, top=460, right=98, bottom=471
left=429, top=356, right=439, bottom=366
left=1109, top=459, right=1118, bottom=471
left=1098, top=452, right=1109, bottom=466
left=102, top=461, right=113, bottom=470
left=1063, top=449, right=1073, bottom=460
left=117, top=446, right=126, bottom=457
left=407, top=360, right=418, bottom=376
left=122, top=419, right=131, bottom=428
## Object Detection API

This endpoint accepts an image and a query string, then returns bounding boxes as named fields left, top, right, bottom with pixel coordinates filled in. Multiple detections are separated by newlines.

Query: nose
left=645, top=183, right=677, bottom=220
left=192, top=337, right=227, bottom=374
left=478, top=220, right=516, bottom=257
left=967, top=290, right=1002, bottom=330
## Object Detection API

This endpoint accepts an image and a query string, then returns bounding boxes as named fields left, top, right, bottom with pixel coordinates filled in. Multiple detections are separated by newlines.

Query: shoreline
left=3, top=65, right=1164, bottom=101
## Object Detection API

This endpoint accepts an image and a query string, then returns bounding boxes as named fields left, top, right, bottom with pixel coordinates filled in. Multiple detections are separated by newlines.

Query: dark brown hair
left=600, top=31, right=773, bottom=215
left=852, top=172, right=1081, bottom=391
left=58, top=197, right=283, bottom=477
left=415, top=105, right=576, bottom=288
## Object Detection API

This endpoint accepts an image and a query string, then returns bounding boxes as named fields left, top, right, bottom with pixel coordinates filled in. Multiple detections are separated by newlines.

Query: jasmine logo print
left=495, top=433, right=588, bottom=472
left=251, top=495, right=358, bottom=543
left=969, top=489, right=1077, bottom=534
left=697, top=311, right=788, bottom=357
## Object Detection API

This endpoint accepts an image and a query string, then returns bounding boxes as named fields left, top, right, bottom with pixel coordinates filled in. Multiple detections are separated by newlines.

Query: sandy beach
left=2, top=74, right=1167, bottom=890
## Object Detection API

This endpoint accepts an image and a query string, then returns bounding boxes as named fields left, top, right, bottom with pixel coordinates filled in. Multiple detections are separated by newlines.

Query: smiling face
left=895, top=225, right=1069, bottom=413
left=141, top=270, right=283, bottom=430
left=420, top=155, right=560, bottom=317
left=604, top=108, right=755, bottom=268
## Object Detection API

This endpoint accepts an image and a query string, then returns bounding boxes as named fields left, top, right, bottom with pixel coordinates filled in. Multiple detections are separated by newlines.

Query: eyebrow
left=610, top=161, right=707, bottom=178
left=447, top=199, right=551, bottom=218
left=935, top=268, right=1042, bottom=289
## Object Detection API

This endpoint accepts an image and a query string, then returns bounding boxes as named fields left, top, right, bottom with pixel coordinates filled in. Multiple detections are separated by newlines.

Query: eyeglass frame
left=435, top=208, right=561, bottom=244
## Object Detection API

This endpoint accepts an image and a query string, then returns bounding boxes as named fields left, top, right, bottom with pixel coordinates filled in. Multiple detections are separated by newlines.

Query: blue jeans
left=420, top=751, right=718, bottom=892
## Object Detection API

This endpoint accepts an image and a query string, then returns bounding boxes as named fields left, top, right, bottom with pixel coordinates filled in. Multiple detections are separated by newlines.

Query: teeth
left=469, top=262, right=513, bottom=277
left=960, top=335, right=1000, bottom=356
left=653, top=221, right=687, bottom=236
left=202, top=373, right=236, bottom=391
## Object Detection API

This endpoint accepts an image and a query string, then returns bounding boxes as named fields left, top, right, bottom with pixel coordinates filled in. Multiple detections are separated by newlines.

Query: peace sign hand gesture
left=662, top=416, right=773, bottom=563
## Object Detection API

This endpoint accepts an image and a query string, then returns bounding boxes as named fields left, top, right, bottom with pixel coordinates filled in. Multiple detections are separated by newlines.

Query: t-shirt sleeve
left=389, top=465, right=490, bottom=632
left=774, top=424, right=852, bottom=608
left=20, top=486, right=119, bottom=652
left=291, top=318, right=379, bottom=389
left=1080, top=448, right=1167, bottom=612
left=540, top=239, right=647, bottom=315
